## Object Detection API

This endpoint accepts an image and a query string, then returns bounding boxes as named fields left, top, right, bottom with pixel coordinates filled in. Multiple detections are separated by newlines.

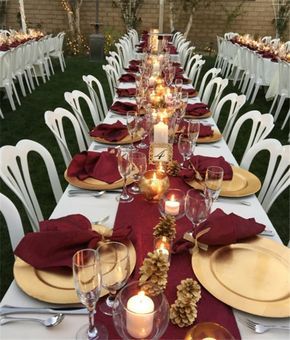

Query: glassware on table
left=185, top=189, right=212, bottom=234
left=178, top=133, right=193, bottom=167
left=72, top=249, right=108, bottom=340
left=164, top=64, right=175, bottom=87
left=129, top=151, right=147, bottom=194
left=97, top=241, right=130, bottom=316
left=159, top=188, right=185, bottom=220
left=136, top=113, right=152, bottom=149
left=187, top=119, right=200, bottom=155
left=174, top=78, right=183, bottom=94
left=117, top=146, right=134, bottom=203
left=126, top=111, right=138, bottom=150
left=112, top=281, right=169, bottom=340
left=204, top=166, right=224, bottom=202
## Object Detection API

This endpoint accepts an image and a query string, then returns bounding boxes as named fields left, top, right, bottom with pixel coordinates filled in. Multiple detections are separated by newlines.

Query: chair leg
left=273, top=95, right=286, bottom=122
left=11, top=82, right=21, bottom=106
left=59, top=55, right=65, bottom=72
left=23, top=71, right=32, bottom=94
left=281, top=108, right=290, bottom=130
left=250, top=84, right=260, bottom=104
left=5, top=85, right=16, bottom=111
left=16, top=74, right=27, bottom=97
left=269, top=95, right=278, bottom=115
left=246, top=77, right=255, bottom=101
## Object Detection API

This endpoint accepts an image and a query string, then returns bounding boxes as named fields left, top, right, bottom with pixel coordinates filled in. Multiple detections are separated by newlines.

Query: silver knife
left=68, top=189, right=122, bottom=195
left=0, top=305, right=88, bottom=315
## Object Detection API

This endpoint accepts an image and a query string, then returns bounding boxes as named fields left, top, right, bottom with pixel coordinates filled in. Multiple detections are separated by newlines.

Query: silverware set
left=68, top=189, right=122, bottom=198
left=245, top=318, right=290, bottom=334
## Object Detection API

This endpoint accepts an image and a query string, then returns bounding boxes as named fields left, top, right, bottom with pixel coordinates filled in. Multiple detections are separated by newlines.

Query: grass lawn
left=0, top=55, right=289, bottom=300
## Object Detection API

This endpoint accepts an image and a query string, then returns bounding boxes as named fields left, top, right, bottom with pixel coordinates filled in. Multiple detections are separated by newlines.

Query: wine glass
left=129, top=151, right=147, bottom=194
left=126, top=111, right=138, bottom=150
left=164, top=64, right=175, bottom=87
left=204, top=166, right=224, bottom=202
left=187, top=120, right=200, bottom=154
left=73, top=249, right=108, bottom=340
left=185, top=189, right=212, bottom=234
left=117, top=146, right=134, bottom=203
left=97, top=242, right=130, bottom=316
left=178, top=133, right=193, bottom=167
left=174, top=78, right=183, bottom=94
left=136, top=113, right=152, bottom=149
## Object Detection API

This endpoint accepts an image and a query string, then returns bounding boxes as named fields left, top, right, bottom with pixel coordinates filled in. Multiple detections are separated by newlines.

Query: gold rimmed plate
left=92, top=133, right=141, bottom=145
left=64, top=170, right=135, bottom=190
left=187, top=166, right=261, bottom=197
left=192, top=237, right=290, bottom=317
left=197, top=129, right=222, bottom=144
left=13, top=225, right=137, bottom=304
left=184, top=111, right=212, bottom=119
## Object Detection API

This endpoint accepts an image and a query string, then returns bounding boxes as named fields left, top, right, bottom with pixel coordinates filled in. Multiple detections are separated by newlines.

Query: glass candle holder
left=139, top=170, right=170, bottom=202
left=154, top=236, right=172, bottom=262
left=184, top=322, right=235, bottom=340
left=112, top=280, right=170, bottom=340
left=159, top=188, right=185, bottom=220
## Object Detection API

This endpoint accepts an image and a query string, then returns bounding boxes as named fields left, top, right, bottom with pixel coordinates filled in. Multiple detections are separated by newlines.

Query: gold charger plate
left=13, top=225, right=137, bottom=304
left=197, top=129, right=222, bottom=144
left=192, top=236, right=290, bottom=317
left=185, top=111, right=212, bottom=119
left=187, top=166, right=261, bottom=197
left=92, top=133, right=141, bottom=145
left=64, top=170, right=134, bottom=190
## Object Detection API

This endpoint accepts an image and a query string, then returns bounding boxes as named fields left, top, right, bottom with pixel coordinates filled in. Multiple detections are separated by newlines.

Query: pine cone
left=153, top=215, right=176, bottom=241
left=176, top=278, right=201, bottom=304
left=166, top=161, right=181, bottom=176
left=170, top=300, right=197, bottom=327
left=139, top=251, right=169, bottom=294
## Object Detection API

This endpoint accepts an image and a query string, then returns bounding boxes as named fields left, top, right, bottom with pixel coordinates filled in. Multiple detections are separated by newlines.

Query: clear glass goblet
left=126, top=111, right=138, bottom=150
left=136, top=113, right=152, bottom=149
left=129, top=151, right=147, bottom=194
left=97, top=242, right=130, bottom=316
left=73, top=249, right=108, bottom=340
left=178, top=133, right=193, bottom=167
left=204, top=166, right=224, bottom=202
left=117, top=146, right=134, bottom=203
left=185, top=189, right=212, bottom=235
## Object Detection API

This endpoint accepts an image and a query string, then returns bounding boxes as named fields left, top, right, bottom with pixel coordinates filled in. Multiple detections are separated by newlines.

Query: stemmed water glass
left=97, top=242, right=130, bottom=316
left=117, top=146, right=133, bottom=203
left=73, top=249, right=108, bottom=340
left=187, top=119, right=200, bottom=154
left=185, top=189, right=212, bottom=235
left=178, top=133, right=193, bottom=167
left=136, top=113, right=152, bottom=149
left=174, top=78, right=183, bottom=95
left=129, top=151, right=147, bottom=194
left=126, top=111, right=138, bottom=150
left=164, top=64, right=175, bottom=87
left=204, top=166, right=224, bottom=202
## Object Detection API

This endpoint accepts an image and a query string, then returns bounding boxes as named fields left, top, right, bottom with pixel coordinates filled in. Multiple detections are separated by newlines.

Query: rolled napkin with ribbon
left=186, top=103, right=210, bottom=116
left=116, top=88, right=136, bottom=98
left=14, top=214, right=133, bottom=269
left=172, top=208, right=265, bottom=253
left=67, top=150, right=121, bottom=183
left=110, top=100, right=137, bottom=115
left=179, top=155, right=233, bottom=181
left=119, top=73, right=136, bottom=82
left=90, top=121, right=129, bottom=142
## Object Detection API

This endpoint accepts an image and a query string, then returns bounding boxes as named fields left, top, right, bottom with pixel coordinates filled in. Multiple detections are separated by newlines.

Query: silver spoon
left=0, top=313, right=64, bottom=327
left=197, top=144, right=221, bottom=149
left=68, top=190, right=105, bottom=198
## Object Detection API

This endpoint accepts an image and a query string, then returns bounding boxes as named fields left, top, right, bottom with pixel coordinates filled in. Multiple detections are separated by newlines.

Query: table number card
left=149, top=143, right=173, bottom=164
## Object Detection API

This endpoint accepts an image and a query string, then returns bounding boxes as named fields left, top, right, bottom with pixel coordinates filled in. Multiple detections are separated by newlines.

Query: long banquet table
left=1, top=62, right=290, bottom=340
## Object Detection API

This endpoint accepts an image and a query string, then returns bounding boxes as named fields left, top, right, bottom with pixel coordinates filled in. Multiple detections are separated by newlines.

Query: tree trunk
left=169, top=0, right=175, bottom=32
left=184, top=5, right=196, bottom=38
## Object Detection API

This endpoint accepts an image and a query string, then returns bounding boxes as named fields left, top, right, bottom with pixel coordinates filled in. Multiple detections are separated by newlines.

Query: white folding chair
left=213, top=93, right=246, bottom=138
left=64, top=90, right=100, bottom=139
left=50, top=32, right=66, bottom=72
left=23, top=41, right=39, bottom=90
left=44, top=108, right=88, bottom=166
left=0, top=140, right=63, bottom=231
left=261, top=36, right=271, bottom=44
left=106, top=55, right=123, bottom=78
left=180, top=46, right=196, bottom=69
left=187, top=59, right=205, bottom=90
left=0, top=193, right=24, bottom=251
left=102, top=64, right=119, bottom=100
left=240, top=139, right=290, bottom=213
left=82, top=74, right=108, bottom=121
left=214, top=36, right=227, bottom=71
left=227, top=111, right=274, bottom=159
left=183, top=54, right=202, bottom=79
left=198, top=67, right=221, bottom=99
left=200, top=77, right=229, bottom=112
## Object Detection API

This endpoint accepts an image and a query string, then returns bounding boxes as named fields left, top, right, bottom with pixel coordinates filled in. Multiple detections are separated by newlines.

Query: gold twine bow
left=183, top=227, right=211, bottom=253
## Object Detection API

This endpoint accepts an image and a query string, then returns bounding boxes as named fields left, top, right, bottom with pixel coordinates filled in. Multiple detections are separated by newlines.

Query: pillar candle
left=154, top=120, right=168, bottom=143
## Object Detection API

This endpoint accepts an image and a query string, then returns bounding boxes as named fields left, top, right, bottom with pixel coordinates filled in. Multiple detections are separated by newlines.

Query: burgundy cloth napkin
left=174, top=74, right=190, bottom=84
left=180, top=155, right=233, bottom=181
left=182, top=88, right=197, bottom=97
left=173, top=208, right=265, bottom=253
left=186, top=102, right=210, bottom=116
left=177, top=121, right=213, bottom=138
left=168, top=46, right=177, bottom=54
left=129, top=59, right=141, bottom=66
left=172, top=61, right=181, bottom=67
left=14, top=214, right=133, bottom=269
left=67, top=151, right=121, bottom=183
left=119, top=73, right=136, bottom=82
left=0, top=45, right=9, bottom=51
left=125, top=64, right=139, bottom=73
left=116, top=88, right=136, bottom=97
left=110, top=100, right=137, bottom=115
left=90, top=121, right=129, bottom=142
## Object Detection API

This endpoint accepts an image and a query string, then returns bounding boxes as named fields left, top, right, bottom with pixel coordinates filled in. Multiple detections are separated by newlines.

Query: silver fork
left=246, top=319, right=290, bottom=333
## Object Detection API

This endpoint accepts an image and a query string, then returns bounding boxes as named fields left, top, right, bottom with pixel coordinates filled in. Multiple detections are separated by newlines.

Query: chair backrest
left=240, top=139, right=290, bottom=212
left=0, top=50, right=13, bottom=85
left=261, top=36, right=271, bottom=44
left=0, top=139, right=63, bottom=231
left=184, top=54, right=202, bottom=78
left=270, top=38, right=280, bottom=48
left=278, top=60, right=290, bottom=97
left=180, top=46, right=196, bottom=69
left=0, top=193, right=24, bottom=251
left=102, top=64, right=119, bottom=100
left=44, top=108, right=88, bottom=167
left=64, top=90, right=99, bottom=143
left=213, top=93, right=246, bottom=136
left=82, top=74, right=108, bottom=121
left=187, top=59, right=205, bottom=89
left=227, top=111, right=274, bottom=159
left=172, top=32, right=182, bottom=46
left=201, top=77, right=229, bottom=111
left=106, top=55, right=122, bottom=78
left=198, top=67, right=221, bottom=98
left=178, top=40, right=191, bottom=65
